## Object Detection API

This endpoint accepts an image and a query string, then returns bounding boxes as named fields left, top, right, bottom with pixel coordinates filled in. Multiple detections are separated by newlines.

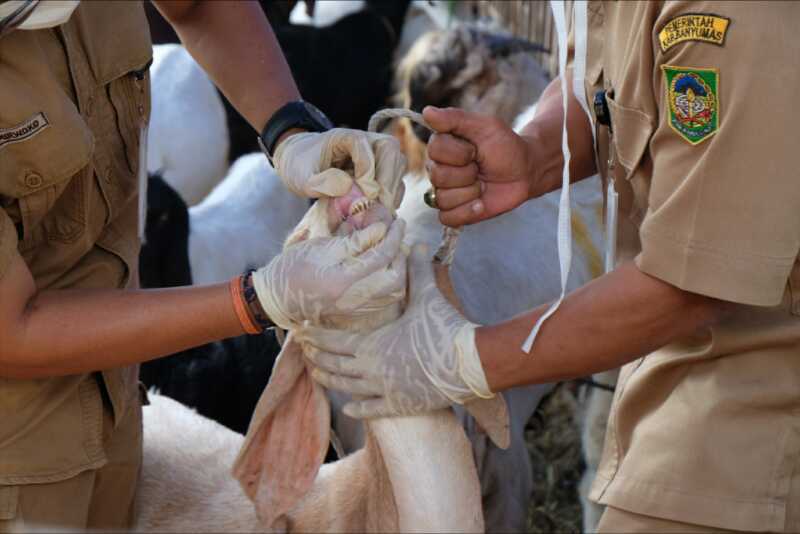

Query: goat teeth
left=349, top=199, right=371, bottom=217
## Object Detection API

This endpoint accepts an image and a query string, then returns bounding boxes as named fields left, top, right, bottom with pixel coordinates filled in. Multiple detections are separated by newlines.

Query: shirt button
left=104, top=167, right=113, bottom=183
left=25, top=173, right=43, bottom=189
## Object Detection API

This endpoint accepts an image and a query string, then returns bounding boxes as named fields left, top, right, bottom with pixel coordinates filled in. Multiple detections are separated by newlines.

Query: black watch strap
left=259, top=101, right=333, bottom=161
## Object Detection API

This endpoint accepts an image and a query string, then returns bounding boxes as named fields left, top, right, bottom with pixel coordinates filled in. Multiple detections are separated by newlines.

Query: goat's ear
left=233, top=335, right=330, bottom=528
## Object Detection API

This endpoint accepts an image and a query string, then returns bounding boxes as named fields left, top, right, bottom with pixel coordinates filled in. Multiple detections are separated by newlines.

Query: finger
left=304, top=168, right=354, bottom=198
left=373, top=136, right=408, bottom=209
left=344, top=219, right=406, bottom=277
left=427, top=133, right=476, bottom=167
left=429, top=161, right=479, bottom=189
left=340, top=221, right=389, bottom=258
left=336, top=251, right=407, bottom=312
left=422, top=106, right=490, bottom=144
left=434, top=182, right=483, bottom=211
left=310, top=368, right=382, bottom=397
left=343, top=398, right=399, bottom=419
left=304, top=346, right=361, bottom=377
left=438, top=199, right=486, bottom=227
left=334, top=131, right=380, bottom=200
left=295, top=324, right=361, bottom=356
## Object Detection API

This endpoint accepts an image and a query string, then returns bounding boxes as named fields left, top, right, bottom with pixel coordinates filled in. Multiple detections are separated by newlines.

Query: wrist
left=229, top=272, right=275, bottom=335
left=274, top=127, right=307, bottom=152
left=520, top=127, right=553, bottom=200
left=242, top=271, right=274, bottom=331
left=455, top=324, right=494, bottom=400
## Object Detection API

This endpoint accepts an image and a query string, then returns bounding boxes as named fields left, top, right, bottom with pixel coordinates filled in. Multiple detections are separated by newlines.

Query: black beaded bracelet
left=242, top=270, right=275, bottom=332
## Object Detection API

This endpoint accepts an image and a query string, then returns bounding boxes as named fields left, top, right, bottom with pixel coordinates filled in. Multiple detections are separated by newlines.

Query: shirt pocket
left=605, top=93, right=656, bottom=224
left=605, top=93, right=655, bottom=180
left=0, top=101, right=94, bottom=250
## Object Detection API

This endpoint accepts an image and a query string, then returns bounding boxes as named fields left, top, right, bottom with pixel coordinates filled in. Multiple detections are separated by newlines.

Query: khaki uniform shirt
left=0, top=2, right=151, bottom=488
left=581, top=2, right=800, bottom=531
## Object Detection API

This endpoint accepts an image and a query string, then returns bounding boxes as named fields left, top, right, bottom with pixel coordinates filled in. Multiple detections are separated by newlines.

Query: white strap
left=572, top=1, right=596, bottom=145
left=522, top=0, right=591, bottom=353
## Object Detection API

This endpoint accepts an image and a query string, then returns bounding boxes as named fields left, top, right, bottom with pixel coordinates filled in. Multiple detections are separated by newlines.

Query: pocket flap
left=0, top=485, right=19, bottom=521
left=0, top=32, right=93, bottom=199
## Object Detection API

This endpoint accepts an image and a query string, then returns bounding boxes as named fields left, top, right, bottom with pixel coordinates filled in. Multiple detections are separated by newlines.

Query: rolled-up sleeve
left=635, top=4, right=800, bottom=306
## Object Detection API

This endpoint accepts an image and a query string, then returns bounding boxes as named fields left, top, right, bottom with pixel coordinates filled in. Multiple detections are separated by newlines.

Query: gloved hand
left=297, top=245, right=494, bottom=419
left=274, top=129, right=406, bottom=210
left=253, top=218, right=407, bottom=330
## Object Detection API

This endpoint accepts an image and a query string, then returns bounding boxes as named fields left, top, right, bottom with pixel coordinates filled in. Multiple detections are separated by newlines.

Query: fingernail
left=472, top=200, right=484, bottom=214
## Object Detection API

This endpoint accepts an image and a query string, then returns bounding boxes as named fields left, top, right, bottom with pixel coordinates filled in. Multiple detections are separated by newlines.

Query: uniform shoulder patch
left=662, top=66, right=719, bottom=145
left=658, top=14, right=730, bottom=52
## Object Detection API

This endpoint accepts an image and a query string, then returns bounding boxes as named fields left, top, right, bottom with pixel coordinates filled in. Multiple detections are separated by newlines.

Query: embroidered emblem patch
left=0, top=112, right=50, bottom=149
left=659, top=14, right=730, bottom=52
left=662, top=66, right=719, bottom=145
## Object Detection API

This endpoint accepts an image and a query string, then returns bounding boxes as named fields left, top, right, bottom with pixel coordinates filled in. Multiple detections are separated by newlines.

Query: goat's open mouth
left=329, top=183, right=390, bottom=234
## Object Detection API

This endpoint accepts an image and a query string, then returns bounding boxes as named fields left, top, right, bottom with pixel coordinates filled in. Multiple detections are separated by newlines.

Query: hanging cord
left=368, top=108, right=462, bottom=266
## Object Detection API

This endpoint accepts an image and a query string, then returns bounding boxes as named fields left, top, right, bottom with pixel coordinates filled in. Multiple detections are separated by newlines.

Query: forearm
left=153, top=0, right=300, bottom=132
left=477, top=262, right=727, bottom=391
left=520, top=73, right=597, bottom=199
left=0, top=258, right=244, bottom=379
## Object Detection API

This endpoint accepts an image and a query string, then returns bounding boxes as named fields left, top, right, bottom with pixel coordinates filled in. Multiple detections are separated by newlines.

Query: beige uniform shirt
left=582, top=2, right=800, bottom=531
left=0, top=2, right=151, bottom=489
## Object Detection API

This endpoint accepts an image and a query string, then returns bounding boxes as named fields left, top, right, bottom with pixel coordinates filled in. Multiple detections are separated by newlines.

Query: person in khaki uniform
left=300, top=1, right=800, bottom=532
left=0, top=0, right=408, bottom=531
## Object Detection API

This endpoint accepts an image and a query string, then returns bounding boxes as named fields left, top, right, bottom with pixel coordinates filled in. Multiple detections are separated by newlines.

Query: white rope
left=368, top=108, right=462, bottom=266
left=521, top=0, right=592, bottom=353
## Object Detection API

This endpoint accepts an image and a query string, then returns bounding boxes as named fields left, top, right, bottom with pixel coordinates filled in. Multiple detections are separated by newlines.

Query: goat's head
left=394, top=26, right=550, bottom=173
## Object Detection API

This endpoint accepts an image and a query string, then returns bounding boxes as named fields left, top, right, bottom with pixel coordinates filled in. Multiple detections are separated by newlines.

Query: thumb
left=305, top=168, right=354, bottom=198
left=422, top=106, right=486, bottom=143
left=341, top=221, right=389, bottom=258
left=407, top=243, right=436, bottom=307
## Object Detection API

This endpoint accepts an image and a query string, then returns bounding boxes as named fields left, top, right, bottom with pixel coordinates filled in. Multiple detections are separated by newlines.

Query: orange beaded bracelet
left=230, top=275, right=261, bottom=335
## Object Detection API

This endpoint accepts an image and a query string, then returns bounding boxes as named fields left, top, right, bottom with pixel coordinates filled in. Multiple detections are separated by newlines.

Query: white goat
left=288, top=0, right=365, bottom=26
left=387, top=26, right=604, bottom=530
left=188, top=154, right=309, bottom=286
left=137, top=173, right=502, bottom=531
left=148, top=44, right=230, bottom=206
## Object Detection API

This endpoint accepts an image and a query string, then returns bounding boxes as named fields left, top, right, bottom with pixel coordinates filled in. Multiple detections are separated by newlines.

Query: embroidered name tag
left=0, top=112, right=50, bottom=149
left=663, top=66, right=719, bottom=145
left=659, top=14, right=730, bottom=52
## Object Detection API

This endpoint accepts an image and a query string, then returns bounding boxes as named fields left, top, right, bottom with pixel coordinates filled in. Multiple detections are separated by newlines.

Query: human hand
left=251, top=218, right=407, bottom=330
left=297, top=245, right=493, bottom=419
left=423, top=106, right=536, bottom=227
left=273, top=129, right=406, bottom=210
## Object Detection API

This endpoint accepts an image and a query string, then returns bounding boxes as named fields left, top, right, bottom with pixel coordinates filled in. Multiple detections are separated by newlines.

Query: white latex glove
left=297, top=245, right=494, bottom=419
left=274, top=129, right=406, bottom=209
left=253, top=219, right=407, bottom=330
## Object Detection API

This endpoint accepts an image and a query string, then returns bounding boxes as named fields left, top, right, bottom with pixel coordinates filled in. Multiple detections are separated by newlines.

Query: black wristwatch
left=258, top=101, right=334, bottom=163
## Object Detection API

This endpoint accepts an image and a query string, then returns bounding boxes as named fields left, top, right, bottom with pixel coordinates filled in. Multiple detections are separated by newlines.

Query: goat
left=386, top=29, right=604, bottom=531
left=138, top=173, right=286, bottom=436
left=188, top=153, right=309, bottom=286
left=146, top=3, right=412, bottom=163
left=394, top=26, right=550, bottom=172
left=147, top=44, right=230, bottom=206
left=136, top=155, right=500, bottom=530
